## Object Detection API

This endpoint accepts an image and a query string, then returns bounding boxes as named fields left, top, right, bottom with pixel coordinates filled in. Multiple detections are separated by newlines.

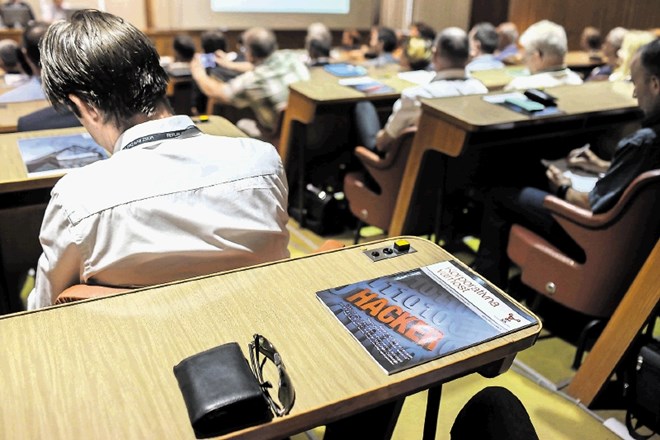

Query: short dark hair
left=471, top=22, right=498, bottom=54
left=308, top=38, right=330, bottom=59
left=436, top=27, right=470, bottom=67
left=201, top=29, right=227, bottom=53
left=378, top=27, right=398, bottom=53
left=413, top=22, right=436, bottom=41
left=173, top=34, right=196, bottom=61
left=23, top=21, right=48, bottom=67
left=40, top=9, right=169, bottom=129
left=639, top=38, right=660, bottom=78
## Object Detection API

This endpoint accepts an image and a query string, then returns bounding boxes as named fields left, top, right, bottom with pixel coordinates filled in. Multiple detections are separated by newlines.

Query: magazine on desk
left=18, top=133, right=109, bottom=177
left=316, top=260, right=537, bottom=375
left=338, top=76, right=396, bottom=95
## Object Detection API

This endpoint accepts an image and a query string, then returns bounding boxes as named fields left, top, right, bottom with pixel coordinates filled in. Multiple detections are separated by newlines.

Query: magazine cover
left=338, top=76, right=396, bottom=95
left=316, top=260, right=537, bottom=374
left=18, top=133, right=109, bottom=177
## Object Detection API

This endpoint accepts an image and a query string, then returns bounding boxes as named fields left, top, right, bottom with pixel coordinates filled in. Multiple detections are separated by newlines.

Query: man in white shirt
left=355, top=27, right=488, bottom=153
left=505, top=20, right=583, bottom=91
left=27, top=10, right=290, bottom=309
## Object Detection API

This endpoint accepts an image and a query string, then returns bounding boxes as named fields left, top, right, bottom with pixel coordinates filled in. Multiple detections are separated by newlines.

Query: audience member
left=27, top=10, right=289, bottom=309
left=0, top=38, right=27, bottom=86
left=586, top=26, right=627, bottom=81
left=0, top=20, right=48, bottom=103
left=504, top=20, right=583, bottom=90
left=363, top=26, right=398, bottom=67
left=409, top=21, right=436, bottom=41
left=335, top=28, right=363, bottom=62
left=399, top=35, right=433, bottom=71
left=494, top=22, right=520, bottom=64
left=610, top=30, right=655, bottom=81
left=305, top=22, right=332, bottom=67
left=0, top=0, right=35, bottom=28
left=191, top=27, right=309, bottom=137
left=354, top=27, right=488, bottom=153
left=173, top=34, right=196, bottom=63
left=580, top=26, right=603, bottom=59
left=41, top=0, right=69, bottom=23
left=472, top=38, right=660, bottom=288
left=466, top=22, right=504, bottom=74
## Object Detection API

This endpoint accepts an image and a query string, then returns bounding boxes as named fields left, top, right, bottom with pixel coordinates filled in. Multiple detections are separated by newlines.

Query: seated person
left=191, top=27, right=309, bottom=138
left=610, top=29, right=655, bottom=81
left=472, top=39, right=660, bottom=288
left=0, top=0, right=34, bottom=28
left=363, top=26, right=399, bottom=67
left=494, top=22, right=520, bottom=64
left=409, top=21, right=436, bottom=42
left=580, top=26, right=603, bottom=60
left=0, top=38, right=28, bottom=86
left=166, top=34, right=195, bottom=76
left=399, top=35, right=433, bottom=71
left=466, top=22, right=504, bottom=74
left=586, top=27, right=627, bottom=81
left=0, top=21, right=48, bottom=103
left=335, top=28, right=363, bottom=62
left=305, top=22, right=332, bottom=67
left=355, top=27, right=488, bottom=154
left=27, top=10, right=289, bottom=309
left=505, top=20, right=583, bottom=90
left=41, top=0, right=70, bottom=23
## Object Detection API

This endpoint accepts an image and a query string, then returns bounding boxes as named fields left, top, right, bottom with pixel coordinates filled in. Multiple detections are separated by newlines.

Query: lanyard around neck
left=122, top=125, right=201, bottom=150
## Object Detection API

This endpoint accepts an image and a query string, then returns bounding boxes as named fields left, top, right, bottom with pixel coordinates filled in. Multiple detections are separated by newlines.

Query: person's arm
left=375, top=129, right=394, bottom=152
left=190, top=54, right=233, bottom=104
left=378, top=93, right=419, bottom=153
left=214, top=50, right=254, bottom=74
left=546, top=164, right=591, bottom=209
left=27, top=197, right=83, bottom=310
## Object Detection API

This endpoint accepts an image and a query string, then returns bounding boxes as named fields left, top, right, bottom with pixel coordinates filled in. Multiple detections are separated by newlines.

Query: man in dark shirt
left=472, top=38, right=660, bottom=288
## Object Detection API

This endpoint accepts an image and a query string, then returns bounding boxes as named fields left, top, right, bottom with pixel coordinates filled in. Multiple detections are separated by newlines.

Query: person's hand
left=546, top=164, right=571, bottom=194
left=190, top=54, right=207, bottom=79
left=567, top=146, right=608, bottom=174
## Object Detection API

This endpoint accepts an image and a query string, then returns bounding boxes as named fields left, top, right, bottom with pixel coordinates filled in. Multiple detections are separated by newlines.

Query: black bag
left=173, top=342, right=273, bottom=438
left=625, top=338, right=660, bottom=439
left=290, top=183, right=348, bottom=236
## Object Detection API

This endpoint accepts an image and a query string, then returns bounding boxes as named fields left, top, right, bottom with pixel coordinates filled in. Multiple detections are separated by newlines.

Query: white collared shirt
left=504, top=68, right=583, bottom=91
left=28, top=115, right=290, bottom=309
left=384, top=68, right=489, bottom=139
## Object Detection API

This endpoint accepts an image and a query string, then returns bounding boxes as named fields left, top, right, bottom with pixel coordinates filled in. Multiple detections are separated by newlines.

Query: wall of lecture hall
left=509, top=0, right=660, bottom=50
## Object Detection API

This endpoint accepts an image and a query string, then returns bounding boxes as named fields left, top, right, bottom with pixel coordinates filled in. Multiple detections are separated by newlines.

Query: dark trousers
left=354, top=101, right=381, bottom=152
left=473, top=186, right=584, bottom=288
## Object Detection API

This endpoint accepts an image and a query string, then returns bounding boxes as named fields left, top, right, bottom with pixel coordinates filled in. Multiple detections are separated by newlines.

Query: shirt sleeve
left=383, top=91, right=422, bottom=139
left=226, top=71, right=253, bottom=108
left=27, top=195, right=83, bottom=310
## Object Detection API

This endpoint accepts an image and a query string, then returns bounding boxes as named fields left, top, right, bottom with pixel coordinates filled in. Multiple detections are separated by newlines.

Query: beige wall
left=27, top=0, right=146, bottom=28
left=379, top=0, right=471, bottom=33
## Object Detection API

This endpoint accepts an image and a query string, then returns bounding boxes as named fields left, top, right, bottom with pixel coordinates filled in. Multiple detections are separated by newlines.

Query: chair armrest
left=354, top=146, right=393, bottom=170
left=543, top=195, right=606, bottom=229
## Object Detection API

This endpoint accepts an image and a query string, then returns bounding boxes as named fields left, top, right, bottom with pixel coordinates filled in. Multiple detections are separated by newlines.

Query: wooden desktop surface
left=0, top=236, right=541, bottom=440
left=279, top=65, right=414, bottom=166
left=388, top=80, right=640, bottom=236
left=0, top=115, right=246, bottom=194
left=0, top=99, right=50, bottom=133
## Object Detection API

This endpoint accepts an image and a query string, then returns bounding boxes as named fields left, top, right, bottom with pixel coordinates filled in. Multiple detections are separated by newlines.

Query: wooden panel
left=509, top=0, right=660, bottom=51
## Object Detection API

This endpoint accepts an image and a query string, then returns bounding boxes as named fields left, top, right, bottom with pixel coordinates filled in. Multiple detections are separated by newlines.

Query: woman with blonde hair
left=609, top=29, right=655, bottom=81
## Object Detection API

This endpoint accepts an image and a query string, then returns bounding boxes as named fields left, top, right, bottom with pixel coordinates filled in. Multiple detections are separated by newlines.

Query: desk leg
left=388, top=116, right=466, bottom=236
left=566, top=239, right=660, bottom=406
left=423, top=384, right=442, bottom=440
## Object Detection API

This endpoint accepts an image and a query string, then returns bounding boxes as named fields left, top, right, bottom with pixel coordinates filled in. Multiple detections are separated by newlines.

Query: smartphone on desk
left=505, top=97, right=545, bottom=113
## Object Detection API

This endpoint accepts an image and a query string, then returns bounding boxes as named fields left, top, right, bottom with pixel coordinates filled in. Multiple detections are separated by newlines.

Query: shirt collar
left=433, top=68, right=468, bottom=81
left=114, top=115, right=196, bottom=154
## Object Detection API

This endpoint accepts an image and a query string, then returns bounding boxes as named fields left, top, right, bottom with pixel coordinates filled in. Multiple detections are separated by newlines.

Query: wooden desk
left=279, top=65, right=414, bottom=167
left=565, top=51, right=605, bottom=75
left=388, top=81, right=641, bottom=236
left=0, top=99, right=49, bottom=133
left=470, top=66, right=529, bottom=91
left=0, top=115, right=246, bottom=194
left=0, top=237, right=541, bottom=439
